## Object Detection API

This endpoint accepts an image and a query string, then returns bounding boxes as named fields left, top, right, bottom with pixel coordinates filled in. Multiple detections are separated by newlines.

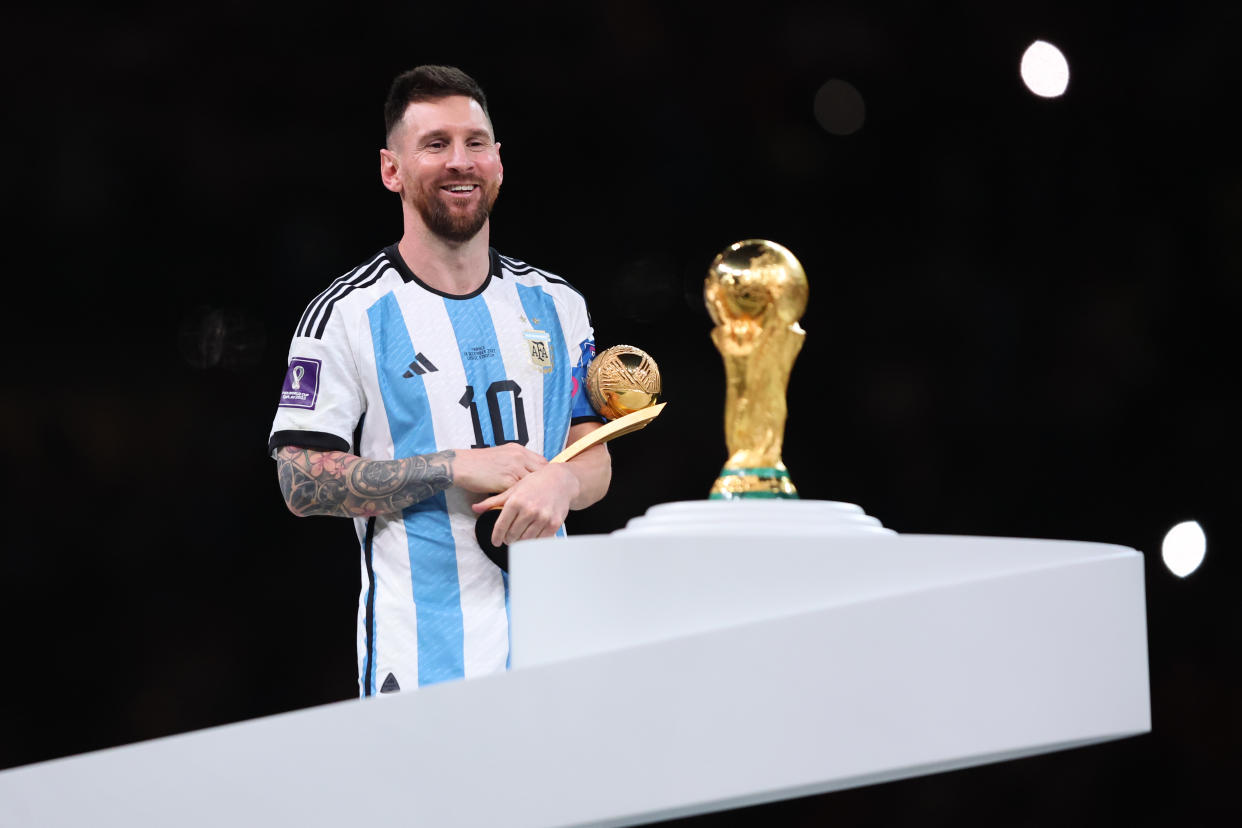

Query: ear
left=379, top=148, right=402, bottom=193
left=495, top=142, right=503, bottom=186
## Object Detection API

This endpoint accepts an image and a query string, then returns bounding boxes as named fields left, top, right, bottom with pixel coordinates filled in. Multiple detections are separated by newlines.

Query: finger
left=472, top=491, right=509, bottom=513
left=520, top=518, right=550, bottom=542
left=537, top=513, right=565, bottom=539
left=504, top=509, right=538, bottom=546
left=499, top=459, right=538, bottom=486
left=509, top=444, right=547, bottom=466
left=506, top=449, right=544, bottom=471
left=492, top=502, right=518, bottom=547
left=527, top=508, right=564, bottom=542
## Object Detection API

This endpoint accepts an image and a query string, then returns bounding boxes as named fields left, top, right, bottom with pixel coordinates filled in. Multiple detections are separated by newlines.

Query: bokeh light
left=813, top=79, right=866, bottom=136
left=1161, top=520, right=1206, bottom=578
left=1020, top=40, right=1070, bottom=98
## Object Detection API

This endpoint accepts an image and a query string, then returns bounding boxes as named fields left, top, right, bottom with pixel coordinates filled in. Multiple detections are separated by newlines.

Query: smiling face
left=381, top=95, right=503, bottom=243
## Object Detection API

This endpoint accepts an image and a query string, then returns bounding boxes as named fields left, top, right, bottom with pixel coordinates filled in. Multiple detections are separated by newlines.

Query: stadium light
left=1161, top=520, right=1206, bottom=578
left=1020, top=40, right=1070, bottom=98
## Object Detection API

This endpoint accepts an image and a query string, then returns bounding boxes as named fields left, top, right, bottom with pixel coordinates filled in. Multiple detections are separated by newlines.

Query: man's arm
left=276, top=443, right=547, bottom=518
left=561, top=421, right=612, bottom=509
left=470, top=421, right=613, bottom=545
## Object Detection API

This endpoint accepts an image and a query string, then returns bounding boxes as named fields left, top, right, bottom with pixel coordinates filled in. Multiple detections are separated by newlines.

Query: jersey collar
left=384, top=244, right=503, bottom=300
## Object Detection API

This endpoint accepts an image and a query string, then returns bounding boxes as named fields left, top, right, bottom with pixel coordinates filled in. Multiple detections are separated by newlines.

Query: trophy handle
left=549, top=403, right=666, bottom=463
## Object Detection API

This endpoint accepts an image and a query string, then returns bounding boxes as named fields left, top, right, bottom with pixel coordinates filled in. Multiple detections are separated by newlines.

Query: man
left=268, top=65, right=610, bottom=696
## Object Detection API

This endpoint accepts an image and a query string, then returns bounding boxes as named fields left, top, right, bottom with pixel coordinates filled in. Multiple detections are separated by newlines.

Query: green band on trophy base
left=715, top=467, right=792, bottom=479
left=709, top=466, right=800, bottom=500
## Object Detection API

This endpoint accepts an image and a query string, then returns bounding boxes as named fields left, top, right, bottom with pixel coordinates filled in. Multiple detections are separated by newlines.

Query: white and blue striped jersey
left=268, top=245, right=601, bottom=695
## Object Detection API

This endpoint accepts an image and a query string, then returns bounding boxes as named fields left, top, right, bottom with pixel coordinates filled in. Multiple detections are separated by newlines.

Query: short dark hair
left=384, top=65, right=491, bottom=145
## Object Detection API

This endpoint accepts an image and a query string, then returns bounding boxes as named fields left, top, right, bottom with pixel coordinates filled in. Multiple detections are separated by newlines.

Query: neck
left=397, top=213, right=492, bottom=295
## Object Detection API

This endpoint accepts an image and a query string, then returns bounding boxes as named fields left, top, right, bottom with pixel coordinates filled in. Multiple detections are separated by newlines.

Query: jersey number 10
left=459, top=381, right=529, bottom=447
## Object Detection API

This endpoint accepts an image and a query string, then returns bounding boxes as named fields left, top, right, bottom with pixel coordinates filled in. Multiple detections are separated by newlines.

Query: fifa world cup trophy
left=704, top=239, right=808, bottom=498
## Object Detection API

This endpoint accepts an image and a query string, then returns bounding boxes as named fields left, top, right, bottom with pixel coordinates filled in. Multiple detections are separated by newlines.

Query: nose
left=445, top=140, right=474, bottom=173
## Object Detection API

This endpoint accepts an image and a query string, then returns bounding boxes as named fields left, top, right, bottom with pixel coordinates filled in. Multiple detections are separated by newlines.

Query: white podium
left=0, top=502, right=1150, bottom=827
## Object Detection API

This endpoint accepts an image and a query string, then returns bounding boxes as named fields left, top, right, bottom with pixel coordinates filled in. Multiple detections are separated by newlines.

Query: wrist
left=550, top=462, right=582, bottom=501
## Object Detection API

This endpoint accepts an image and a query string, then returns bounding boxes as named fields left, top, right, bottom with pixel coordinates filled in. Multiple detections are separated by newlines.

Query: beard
left=412, top=180, right=500, bottom=243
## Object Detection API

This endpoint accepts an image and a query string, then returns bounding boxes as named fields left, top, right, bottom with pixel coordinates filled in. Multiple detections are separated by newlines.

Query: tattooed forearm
left=276, top=447, right=455, bottom=517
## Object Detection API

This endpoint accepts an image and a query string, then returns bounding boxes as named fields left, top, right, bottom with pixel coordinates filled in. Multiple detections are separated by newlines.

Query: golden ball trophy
left=705, top=239, right=808, bottom=499
left=586, top=345, right=662, bottom=420
left=476, top=345, right=665, bottom=570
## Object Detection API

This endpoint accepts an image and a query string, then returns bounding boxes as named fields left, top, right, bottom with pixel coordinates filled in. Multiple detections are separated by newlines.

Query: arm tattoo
left=276, top=447, right=455, bottom=518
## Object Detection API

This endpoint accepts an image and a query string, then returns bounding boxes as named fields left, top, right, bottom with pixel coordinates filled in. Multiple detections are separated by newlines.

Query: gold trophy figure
left=705, top=239, right=808, bottom=499
left=475, top=345, right=665, bottom=570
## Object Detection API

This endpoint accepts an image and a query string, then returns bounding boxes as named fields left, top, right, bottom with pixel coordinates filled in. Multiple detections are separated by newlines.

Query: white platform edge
left=0, top=547, right=1151, bottom=828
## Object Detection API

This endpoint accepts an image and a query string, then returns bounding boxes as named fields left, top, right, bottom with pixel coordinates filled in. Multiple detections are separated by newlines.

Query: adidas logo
left=402, top=352, right=438, bottom=378
left=380, top=672, right=401, bottom=693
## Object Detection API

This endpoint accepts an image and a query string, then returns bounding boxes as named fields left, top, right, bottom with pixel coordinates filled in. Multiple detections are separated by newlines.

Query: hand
left=451, top=444, right=547, bottom=494
left=471, top=464, right=581, bottom=546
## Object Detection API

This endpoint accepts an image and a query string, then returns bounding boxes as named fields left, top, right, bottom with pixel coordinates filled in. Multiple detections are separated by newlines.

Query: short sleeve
left=267, top=308, right=365, bottom=456
left=566, top=293, right=605, bottom=425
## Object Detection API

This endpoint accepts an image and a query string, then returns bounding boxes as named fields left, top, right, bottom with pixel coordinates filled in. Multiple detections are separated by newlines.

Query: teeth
left=447, top=185, right=475, bottom=192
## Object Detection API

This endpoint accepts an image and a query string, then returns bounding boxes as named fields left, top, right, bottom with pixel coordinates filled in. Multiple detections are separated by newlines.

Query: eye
left=467, top=139, right=489, bottom=152
left=424, top=140, right=448, bottom=152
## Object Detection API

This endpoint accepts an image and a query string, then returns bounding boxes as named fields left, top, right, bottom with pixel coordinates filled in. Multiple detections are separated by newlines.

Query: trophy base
left=615, top=499, right=893, bottom=537
left=709, top=467, right=799, bottom=499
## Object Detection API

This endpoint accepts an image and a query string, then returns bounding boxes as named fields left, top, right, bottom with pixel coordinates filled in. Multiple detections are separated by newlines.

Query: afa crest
left=524, top=330, right=553, bottom=373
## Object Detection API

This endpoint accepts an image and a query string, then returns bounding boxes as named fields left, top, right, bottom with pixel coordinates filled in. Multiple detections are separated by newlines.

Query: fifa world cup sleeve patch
left=279, top=357, right=322, bottom=409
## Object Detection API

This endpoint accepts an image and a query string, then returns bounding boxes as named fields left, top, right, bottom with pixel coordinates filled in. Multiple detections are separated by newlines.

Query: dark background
left=2, top=1, right=1238, bottom=824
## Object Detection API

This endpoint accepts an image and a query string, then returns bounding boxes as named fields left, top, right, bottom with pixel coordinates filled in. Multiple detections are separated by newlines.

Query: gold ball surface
left=704, top=239, right=808, bottom=326
left=586, top=345, right=662, bottom=420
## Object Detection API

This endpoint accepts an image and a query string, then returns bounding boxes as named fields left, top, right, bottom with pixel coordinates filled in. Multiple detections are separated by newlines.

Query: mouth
left=441, top=182, right=481, bottom=197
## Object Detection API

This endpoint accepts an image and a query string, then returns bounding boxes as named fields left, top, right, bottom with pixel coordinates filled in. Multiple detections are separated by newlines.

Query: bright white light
left=1161, top=521, right=1206, bottom=578
left=1020, top=40, right=1070, bottom=98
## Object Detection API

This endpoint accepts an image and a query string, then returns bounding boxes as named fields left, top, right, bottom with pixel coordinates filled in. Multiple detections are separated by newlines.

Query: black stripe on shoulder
left=303, top=254, right=389, bottom=338
left=497, top=253, right=586, bottom=299
left=550, top=274, right=593, bottom=326
left=542, top=274, right=582, bottom=292
left=298, top=251, right=388, bottom=337
left=311, top=261, right=391, bottom=339
left=498, top=254, right=549, bottom=277
left=296, top=262, right=364, bottom=337
left=498, top=253, right=532, bottom=271
left=268, top=429, right=351, bottom=456
left=298, top=252, right=383, bottom=336
left=537, top=272, right=588, bottom=303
